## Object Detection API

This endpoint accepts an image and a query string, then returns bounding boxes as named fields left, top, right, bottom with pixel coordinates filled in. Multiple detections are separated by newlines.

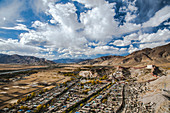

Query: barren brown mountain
left=0, top=54, right=56, bottom=65
left=79, top=43, right=170, bottom=66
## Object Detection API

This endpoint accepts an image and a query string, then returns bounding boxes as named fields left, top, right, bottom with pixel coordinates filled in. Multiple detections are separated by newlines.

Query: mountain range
left=0, top=43, right=169, bottom=66
left=0, top=54, right=55, bottom=65
left=79, top=43, right=170, bottom=66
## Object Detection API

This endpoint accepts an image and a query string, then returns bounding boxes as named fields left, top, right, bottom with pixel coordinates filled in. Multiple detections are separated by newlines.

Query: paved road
left=116, top=84, right=125, bottom=113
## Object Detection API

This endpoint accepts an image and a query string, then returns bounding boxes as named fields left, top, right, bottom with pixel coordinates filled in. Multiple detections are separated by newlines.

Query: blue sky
left=0, top=0, right=170, bottom=60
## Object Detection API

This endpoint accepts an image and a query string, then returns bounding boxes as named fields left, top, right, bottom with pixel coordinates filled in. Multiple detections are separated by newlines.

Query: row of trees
left=82, top=80, right=102, bottom=85
left=7, top=88, right=49, bottom=111
left=99, top=75, right=108, bottom=80
left=17, top=88, right=48, bottom=103
left=65, top=83, right=112, bottom=113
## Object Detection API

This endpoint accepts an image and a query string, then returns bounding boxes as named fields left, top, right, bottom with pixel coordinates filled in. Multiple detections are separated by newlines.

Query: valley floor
left=0, top=64, right=169, bottom=113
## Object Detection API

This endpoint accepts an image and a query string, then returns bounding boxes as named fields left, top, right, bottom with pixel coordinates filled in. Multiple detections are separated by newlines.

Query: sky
left=0, top=0, right=170, bottom=60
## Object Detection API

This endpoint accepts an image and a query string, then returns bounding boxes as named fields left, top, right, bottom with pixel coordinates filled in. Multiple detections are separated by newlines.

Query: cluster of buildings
left=1, top=65, right=163, bottom=113
left=3, top=80, right=76, bottom=113
left=43, top=79, right=107, bottom=112
left=79, top=71, right=98, bottom=78
left=124, top=83, right=156, bottom=113
left=77, top=83, right=124, bottom=113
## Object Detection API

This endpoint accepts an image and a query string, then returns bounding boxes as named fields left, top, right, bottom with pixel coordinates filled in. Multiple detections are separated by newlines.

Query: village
left=76, top=82, right=124, bottom=113
left=0, top=64, right=169, bottom=113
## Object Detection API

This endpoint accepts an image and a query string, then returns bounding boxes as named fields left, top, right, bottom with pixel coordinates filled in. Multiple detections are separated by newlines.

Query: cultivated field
left=0, top=64, right=47, bottom=71
left=0, top=66, right=75, bottom=109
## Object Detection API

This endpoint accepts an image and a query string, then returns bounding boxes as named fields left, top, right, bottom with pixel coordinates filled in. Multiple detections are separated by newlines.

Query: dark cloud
left=134, top=0, right=170, bottom=24
left=106, top=0, right=170, bottom=25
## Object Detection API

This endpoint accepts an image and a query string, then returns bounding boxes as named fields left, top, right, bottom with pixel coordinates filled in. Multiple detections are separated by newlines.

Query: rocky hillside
left=0, top=54, right=56, bottom=65
left=79, top=55, right=124, bottom=65
left=79, top=43, right=170, bottom=65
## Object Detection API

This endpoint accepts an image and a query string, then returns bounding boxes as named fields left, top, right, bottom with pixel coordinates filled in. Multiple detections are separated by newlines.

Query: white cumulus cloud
left=143, top=6, right=170, bottom=27
left=0, top=0, right=25, bottom=27
left=72, top=0, right=106, bottom=8
left=1, top=24, right=29, bottom=31
left=0, top=0, right=169, bottom=59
